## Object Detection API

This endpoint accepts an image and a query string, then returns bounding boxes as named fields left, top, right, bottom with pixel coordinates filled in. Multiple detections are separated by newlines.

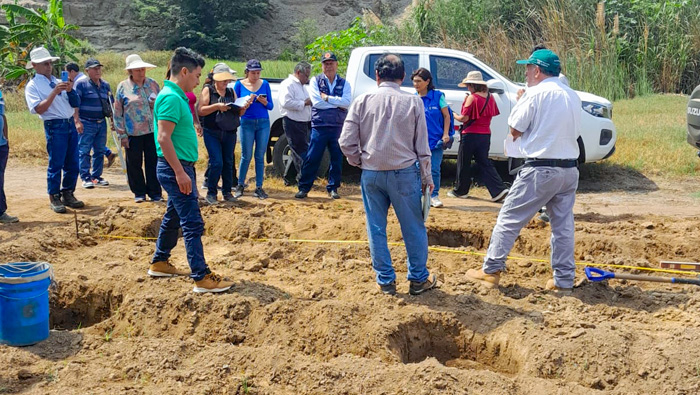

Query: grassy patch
left=605, top=94, right=698, bottom=176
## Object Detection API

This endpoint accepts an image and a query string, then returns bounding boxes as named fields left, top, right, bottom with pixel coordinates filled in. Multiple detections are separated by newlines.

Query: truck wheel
left=272, top=134, right=330, bottom=178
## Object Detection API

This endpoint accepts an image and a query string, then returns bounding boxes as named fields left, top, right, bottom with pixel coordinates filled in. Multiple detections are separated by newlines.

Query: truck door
left=428, top=55, right=511, bottom=159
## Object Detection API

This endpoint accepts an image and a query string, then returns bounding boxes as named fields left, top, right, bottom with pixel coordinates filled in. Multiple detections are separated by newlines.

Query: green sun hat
left=516, top=49, right=561, bottom=75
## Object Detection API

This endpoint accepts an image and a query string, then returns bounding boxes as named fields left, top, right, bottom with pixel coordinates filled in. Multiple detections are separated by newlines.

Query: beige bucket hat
left=26, top=47, right=60, bottom=69
left=458, top=71, right=487, bottom=87
left=124, top=54, right=156, bottom=70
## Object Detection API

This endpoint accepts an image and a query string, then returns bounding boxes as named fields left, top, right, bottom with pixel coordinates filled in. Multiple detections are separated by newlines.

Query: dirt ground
left=1, top=161, right=700, bottom=394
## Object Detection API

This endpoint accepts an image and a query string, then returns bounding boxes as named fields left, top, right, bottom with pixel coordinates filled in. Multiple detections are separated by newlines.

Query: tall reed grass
left=393, top=0, right=700, bottom=101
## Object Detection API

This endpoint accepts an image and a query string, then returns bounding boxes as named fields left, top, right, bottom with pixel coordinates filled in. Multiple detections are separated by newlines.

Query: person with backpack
left=412, top=68, right=453, bottom=208
left=198, top=63, right=250, bottom=204
left=448, top=71, right=509, bottom=202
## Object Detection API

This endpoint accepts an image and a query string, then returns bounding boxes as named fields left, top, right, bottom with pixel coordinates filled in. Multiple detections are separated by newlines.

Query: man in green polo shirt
left=148, top=47, right=234, bottom=293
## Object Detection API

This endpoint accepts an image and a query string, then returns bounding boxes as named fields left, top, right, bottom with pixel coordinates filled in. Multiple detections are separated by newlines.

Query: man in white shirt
left=24, top=47, right=85, bottom=214
left=278, top=62, right=312, bottom=186
left=466, top=49, right=581, bottom=295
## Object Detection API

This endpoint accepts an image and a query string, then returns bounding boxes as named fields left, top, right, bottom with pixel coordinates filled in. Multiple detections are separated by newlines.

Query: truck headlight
left=582, top=101, right=612, bottom=119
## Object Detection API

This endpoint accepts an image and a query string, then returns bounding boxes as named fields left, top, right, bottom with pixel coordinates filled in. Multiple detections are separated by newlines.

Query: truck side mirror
left=488, top=80, right=505, bottom=94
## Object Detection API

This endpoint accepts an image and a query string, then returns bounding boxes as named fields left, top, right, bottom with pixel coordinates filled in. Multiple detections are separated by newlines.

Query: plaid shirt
left=113, top=77, right=160, bottom=138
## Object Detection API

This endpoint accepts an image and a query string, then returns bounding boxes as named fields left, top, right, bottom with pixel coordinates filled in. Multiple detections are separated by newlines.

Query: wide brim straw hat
left=458, top=71, right=487, bottom=87
left=212, top=62, right=237, bottom=81
left=124, top=54, right=157, bottom=70
left=26, top=46, right=60, bottom=69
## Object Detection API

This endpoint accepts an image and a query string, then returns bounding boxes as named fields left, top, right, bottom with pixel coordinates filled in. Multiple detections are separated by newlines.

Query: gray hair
left=294, top=61, right=311, bottom=75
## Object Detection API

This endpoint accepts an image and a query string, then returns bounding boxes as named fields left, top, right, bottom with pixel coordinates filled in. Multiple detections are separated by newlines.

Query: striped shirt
left=74, top=78, right=113, bottom=120
left=339, top=81, right=431, bottom=183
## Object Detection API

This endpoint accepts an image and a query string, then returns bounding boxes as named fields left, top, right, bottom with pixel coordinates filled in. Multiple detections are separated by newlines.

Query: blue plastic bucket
left=0, top=262, right=53, bottom=346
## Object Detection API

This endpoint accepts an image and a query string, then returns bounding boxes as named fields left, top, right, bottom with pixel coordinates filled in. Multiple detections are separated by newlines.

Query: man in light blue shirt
left=24, top=46, right=84, bottom=213
left=296, top=52, right=352, bottom=199
left=0, top=90, right=18, bottom=223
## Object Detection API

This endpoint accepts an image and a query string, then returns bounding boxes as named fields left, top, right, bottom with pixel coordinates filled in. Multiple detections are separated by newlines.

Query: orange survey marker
left=660, top=261, right=700, bottom=272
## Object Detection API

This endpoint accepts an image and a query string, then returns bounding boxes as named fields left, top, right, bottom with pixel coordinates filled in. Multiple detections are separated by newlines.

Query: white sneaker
left=491, top=188, right=509, bottom=202
left=94, top=178, right=110, bottom=187
left=430, top=196, right=443, bottom=208
left=447, top=190, right=468, bottom=199
left=82, top=180, right=95, bottom=189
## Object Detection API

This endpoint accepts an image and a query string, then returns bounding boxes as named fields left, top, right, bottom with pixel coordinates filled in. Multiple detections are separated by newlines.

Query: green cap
left=516, top=49, right=561, bottom=75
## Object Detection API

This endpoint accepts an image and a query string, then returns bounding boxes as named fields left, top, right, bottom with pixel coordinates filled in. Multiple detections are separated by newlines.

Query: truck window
left=429, top=55, right=493, bottom=90
left=363, top=53, right=420, bottom=87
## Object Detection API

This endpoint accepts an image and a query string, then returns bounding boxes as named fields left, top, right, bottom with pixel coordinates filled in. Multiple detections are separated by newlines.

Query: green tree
left=0, top=0, right=82, bottom=85
left=131, top=0, right=270, bottom=59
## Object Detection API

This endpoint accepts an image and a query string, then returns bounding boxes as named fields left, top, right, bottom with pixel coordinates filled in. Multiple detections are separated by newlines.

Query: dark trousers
left=125, top=134, right=161, bottom=199
left=44, top=118, right=79, bottom=195
left=203, top=128, right=236, bottom=197
left=282, top=116, right=311, bottom=184
left=454, top=133, right=506, bottom=197
left=298, top=125, right=343, bottom=193
left=203, top=150, right=238, bottom=187
left=0, top=144, right=8, bottom=215
left=152, top=158, right=209, bottom=281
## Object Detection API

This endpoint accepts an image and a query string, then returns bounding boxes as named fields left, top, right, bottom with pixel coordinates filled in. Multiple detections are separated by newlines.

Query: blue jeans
left=298, top=126, right=343, bottom=193
left=361, top=163, right=429, bottom=285
left=430, top=144, right=444, bottom=198
left=44, top=118, right=79, bottom=195
left=0, top=144, right=7, bottom=215
left=152, top=159, right=210, bottom=281
left=203, top=128, right=236, bottom=197
left=78, top=119, right=107, bottom=182
left=238, top=118, right=270, bottom=188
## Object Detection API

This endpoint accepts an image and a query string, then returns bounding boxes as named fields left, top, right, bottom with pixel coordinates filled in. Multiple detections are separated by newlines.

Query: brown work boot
left=193, top=272, right=234, bottom=293
left=106, top=152, right=117, bottom=168
left=148, top=261, right=190, bottom=277
left=545, top=279, right=573, bottom=296
left=465, top=268, right=500, bottom=288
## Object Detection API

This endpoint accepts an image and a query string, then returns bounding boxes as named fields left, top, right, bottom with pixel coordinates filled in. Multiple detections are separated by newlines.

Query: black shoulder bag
left=458, top=92, right=490, bottom=133
left=215, top=87, right=240, bottom=131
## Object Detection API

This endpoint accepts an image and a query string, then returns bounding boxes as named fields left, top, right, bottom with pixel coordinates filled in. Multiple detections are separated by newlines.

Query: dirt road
left=1, top=162, right=700, bottom=394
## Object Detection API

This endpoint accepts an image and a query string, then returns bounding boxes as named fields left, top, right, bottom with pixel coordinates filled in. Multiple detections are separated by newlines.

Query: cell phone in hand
left=258, top=94, right=267, bottom=99
left=61, top=71, right=69, bottom=82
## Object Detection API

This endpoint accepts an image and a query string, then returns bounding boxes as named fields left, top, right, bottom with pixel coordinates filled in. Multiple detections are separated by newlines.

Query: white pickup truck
left=265, top=46, right=617, bottom=178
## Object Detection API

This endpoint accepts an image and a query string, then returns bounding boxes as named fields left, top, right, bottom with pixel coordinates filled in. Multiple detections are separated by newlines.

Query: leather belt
left=81, top=118, right=105, bottom=123
left=43, top=118, right=74, bottom=128
left=158, top=157, right=196, bottom=167
left=524, top=159, right=578, bottom=168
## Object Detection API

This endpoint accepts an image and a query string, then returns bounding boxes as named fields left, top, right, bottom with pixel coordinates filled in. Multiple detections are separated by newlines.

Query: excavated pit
left=49, top=281, right=123, bottom=330
left=387, top=314, right=524, bottom=375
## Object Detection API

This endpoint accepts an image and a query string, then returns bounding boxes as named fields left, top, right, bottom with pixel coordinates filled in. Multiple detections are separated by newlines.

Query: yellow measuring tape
left=252, top=237, right=698, bottom=277
left=96, top=234, right=697, bottom=277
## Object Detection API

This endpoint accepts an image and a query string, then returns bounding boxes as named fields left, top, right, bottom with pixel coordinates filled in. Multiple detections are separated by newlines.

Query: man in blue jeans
left=340, top=53, right=437, bottom=296
left=24, top=47, right=84, bottom=213
left=149, top=47, right=234, bottom=293
left=295, top=52, right=352, bottom=199
left=74, top=58, right=113, bottom=188
left=0, top=90, right=18, bottom=223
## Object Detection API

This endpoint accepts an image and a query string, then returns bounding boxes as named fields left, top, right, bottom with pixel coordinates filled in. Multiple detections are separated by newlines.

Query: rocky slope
left=1, top=0, right=413, bottom=57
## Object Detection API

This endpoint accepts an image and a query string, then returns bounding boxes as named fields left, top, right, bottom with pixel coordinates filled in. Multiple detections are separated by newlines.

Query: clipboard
left=421, top=187, right=430, bottom=222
